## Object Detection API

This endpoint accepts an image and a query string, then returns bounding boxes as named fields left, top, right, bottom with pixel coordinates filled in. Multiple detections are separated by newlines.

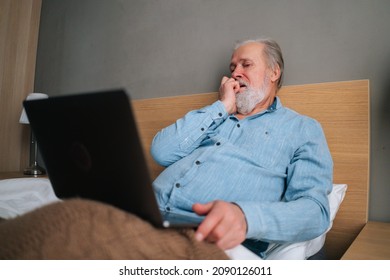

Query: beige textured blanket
left=0, top=199, right=228, bottom=260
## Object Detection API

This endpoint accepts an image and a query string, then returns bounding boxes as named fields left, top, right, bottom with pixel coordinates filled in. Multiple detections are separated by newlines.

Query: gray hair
left=235, top=38, right=284, bottom=89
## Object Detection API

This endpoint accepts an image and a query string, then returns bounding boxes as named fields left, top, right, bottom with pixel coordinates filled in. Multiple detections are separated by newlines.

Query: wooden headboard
left=132, top=79, right=370, bottom=260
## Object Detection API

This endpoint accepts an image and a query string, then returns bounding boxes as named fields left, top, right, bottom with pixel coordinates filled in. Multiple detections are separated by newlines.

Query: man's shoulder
left=280, top=105, right=318, bottom=123
left=278, top=105, right=324, bottom=134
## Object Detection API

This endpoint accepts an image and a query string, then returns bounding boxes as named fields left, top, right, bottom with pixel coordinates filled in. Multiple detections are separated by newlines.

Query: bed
left=0, top=79, right=369, bottom=260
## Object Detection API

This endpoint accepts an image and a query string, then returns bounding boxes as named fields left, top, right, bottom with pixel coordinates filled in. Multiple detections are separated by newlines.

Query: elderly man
left=151, top=38, right=333, bottom=257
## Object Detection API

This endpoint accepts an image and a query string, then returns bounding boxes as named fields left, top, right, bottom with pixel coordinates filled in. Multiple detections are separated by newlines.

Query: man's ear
left=269, top=65, right=281, bottom=84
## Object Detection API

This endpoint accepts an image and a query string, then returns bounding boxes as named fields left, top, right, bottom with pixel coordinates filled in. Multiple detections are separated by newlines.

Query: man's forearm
left=150, top=101, right=228, bottom=167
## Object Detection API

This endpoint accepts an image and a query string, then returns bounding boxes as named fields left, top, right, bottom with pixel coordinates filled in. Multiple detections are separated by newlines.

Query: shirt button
left=218, top=113, right=222, bottom=117
left=166, top=207, right=171, bottom=211
left=195, top=160, right=201, bottom=165
left=201, top=127, right=205, bottom=131
left=237, top=124, right=241, bottom=128
left=216, top=142, right=221, bottom=146
left=175, top=183, right=181, bottom=188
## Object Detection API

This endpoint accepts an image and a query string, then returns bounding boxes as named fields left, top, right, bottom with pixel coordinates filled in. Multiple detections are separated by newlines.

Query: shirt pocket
left=243, top=131, right=292, bottom=173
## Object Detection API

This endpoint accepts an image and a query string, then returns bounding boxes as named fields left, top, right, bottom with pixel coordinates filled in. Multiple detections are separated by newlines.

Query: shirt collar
left=248, top=96, right=282, bottom=119
left=266, top=96, right=282, bottom=113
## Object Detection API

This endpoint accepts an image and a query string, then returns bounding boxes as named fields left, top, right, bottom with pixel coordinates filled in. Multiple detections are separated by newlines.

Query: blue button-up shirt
left=151, top=97, right=333, bottom=244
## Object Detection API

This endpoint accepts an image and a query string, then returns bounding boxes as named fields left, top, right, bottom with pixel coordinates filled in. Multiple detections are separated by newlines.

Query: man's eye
left=243, top=63, right=251, bottom=68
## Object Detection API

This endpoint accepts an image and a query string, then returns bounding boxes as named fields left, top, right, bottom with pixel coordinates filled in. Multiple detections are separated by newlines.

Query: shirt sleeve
left=236, top=118, right=334, bottom=243
left=151, top=100, right=228, bottom=167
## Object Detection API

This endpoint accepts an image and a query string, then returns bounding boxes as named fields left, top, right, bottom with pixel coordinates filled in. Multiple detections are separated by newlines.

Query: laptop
left=23, top=89, right=202, bottom=228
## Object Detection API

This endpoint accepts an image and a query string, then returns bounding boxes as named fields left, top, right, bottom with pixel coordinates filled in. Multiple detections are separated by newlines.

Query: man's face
left=230, top=43, right=272, bottom=114
left=229, top=42, right=270, bottom=93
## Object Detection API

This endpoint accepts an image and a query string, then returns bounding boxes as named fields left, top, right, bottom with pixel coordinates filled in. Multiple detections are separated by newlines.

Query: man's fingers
left=194, top=202, right=222, bottom=242
left=219, top=76, right=240, bottom=115
left=220, top=76, right=230, bottom=85
left=192, top=202, right=213, bottom=216
left=233, top=81, right=241, bottom=92
left=220, top=77, right=239, bottom=90
left=193, top=201, right=248, bottom=250
left=192, top=202, right=216, bottom=242
left=215, top=226, right=242, bottom=249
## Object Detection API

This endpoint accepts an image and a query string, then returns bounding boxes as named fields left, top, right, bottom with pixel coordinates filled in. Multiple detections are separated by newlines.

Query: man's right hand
left=219, top=76, right=240, bottom=115
left=193, top=200, right=247, bottom=250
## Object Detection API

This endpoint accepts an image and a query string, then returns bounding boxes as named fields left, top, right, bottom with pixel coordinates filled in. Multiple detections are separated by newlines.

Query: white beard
left=235, top=79, right=268, bottom=115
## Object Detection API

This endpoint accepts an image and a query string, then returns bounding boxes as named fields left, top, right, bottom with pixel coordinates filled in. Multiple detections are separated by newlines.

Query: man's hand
left=219, top=76, right=240, bottom=115
left=192, top=200, right=247, bottom=250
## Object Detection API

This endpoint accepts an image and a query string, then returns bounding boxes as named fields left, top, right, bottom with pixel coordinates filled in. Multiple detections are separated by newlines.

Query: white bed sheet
left=0, top=178, right=59, bottom=219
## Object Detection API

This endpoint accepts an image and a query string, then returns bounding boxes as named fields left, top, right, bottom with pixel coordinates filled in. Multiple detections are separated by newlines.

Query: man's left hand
left=192, top=200, right=247, bottom=250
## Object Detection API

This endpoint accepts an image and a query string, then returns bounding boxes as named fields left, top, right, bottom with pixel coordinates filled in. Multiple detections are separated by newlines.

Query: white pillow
left=328, top=184, right=348, bottom=229
left=225, top=184, right=348, bottom=260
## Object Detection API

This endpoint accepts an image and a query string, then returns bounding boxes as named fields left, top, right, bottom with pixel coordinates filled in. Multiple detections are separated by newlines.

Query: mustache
left=236, top=79, right=249, bottom=87
left=235, top=79, right=249, bottom=88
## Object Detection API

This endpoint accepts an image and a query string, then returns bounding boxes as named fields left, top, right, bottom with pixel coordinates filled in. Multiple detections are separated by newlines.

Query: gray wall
left=35, top=0, right=390, bottom=222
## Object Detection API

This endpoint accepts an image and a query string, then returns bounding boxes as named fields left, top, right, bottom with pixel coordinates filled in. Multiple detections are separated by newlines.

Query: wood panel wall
left=0, top=0, right=42, bottom=172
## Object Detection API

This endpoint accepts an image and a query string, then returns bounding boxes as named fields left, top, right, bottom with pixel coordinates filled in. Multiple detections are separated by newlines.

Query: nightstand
left=0, top=171, right=47, bottom=180
left=341, top=221, right=390, bottom=260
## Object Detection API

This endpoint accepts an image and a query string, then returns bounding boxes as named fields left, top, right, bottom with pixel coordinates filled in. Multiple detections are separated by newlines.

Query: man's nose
left=231, top=67, right=243, bottom=79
